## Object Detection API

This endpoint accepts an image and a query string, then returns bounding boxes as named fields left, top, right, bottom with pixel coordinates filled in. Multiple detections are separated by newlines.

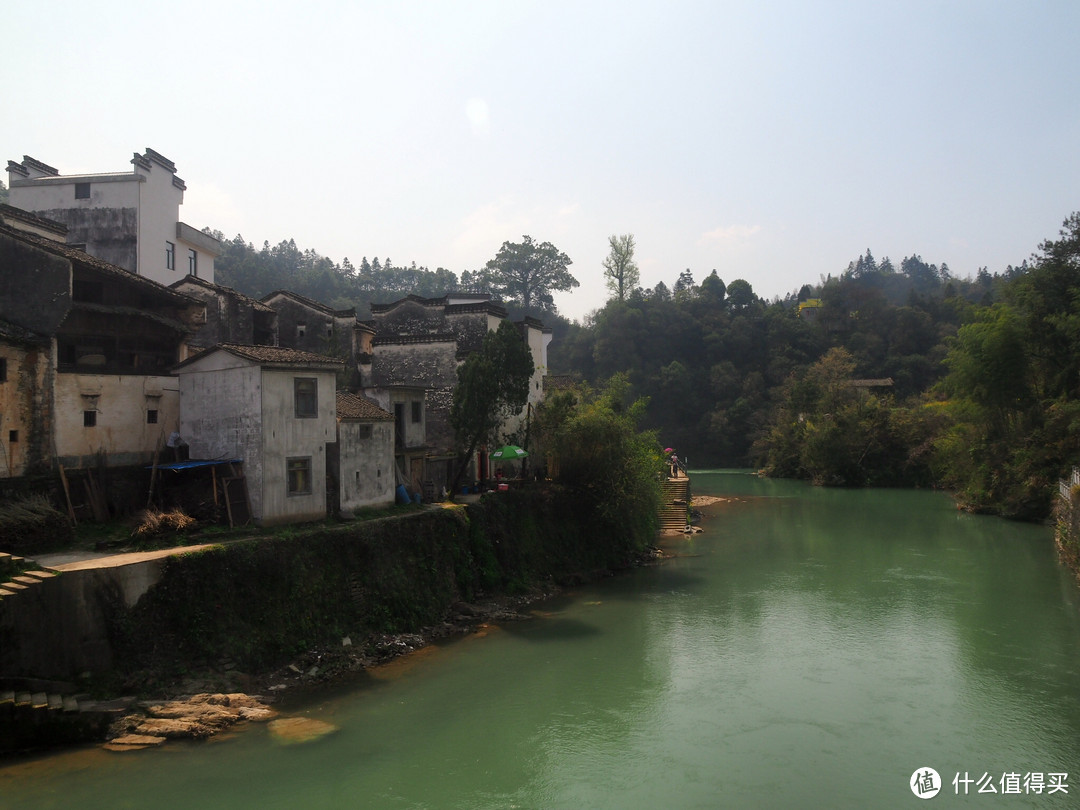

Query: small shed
left=334, top=392, right=395, bottom=513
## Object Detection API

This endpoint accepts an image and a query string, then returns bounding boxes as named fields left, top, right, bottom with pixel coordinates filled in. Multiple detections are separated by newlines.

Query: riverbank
left=2, top=484, right=663, bottom=754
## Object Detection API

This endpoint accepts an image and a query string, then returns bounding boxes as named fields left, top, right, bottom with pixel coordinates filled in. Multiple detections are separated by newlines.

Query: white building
left=335, top=392, right=396, bottom=512
left=175, top=344, right=343, bottom=526
left=7, top=149, right=220, bottom=287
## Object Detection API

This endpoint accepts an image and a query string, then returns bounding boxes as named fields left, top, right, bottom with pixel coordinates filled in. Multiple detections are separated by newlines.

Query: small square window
left=294, top=377, right=318, bottom=418
left=84, top=410, right=97, bottom=427
left=147, top=409, right=159, bottom=424
left=166, top=241, right=175, bottom=270
left=287, top=457, right=312, bottom=495
left=188, top=249, right=198, bottom=276
left=75, top=183, right=91, bottom=199
left=411, top=401, right=422, bottom=423
left=8, top=430, right=17, bottom=443
left=296, top=323, right=307, bottom=340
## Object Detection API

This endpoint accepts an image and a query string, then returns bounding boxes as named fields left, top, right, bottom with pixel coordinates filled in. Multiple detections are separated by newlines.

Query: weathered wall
left=172, top=283, right=255, bottom=349
left=338, top=420, right=395, bottom=511
left=0, top=235, right=72, bottom=335
left=371, top=340, right=458, bottom=451
left=53, top=374, right=179, bottom=468
left=10, top=176, right=141, bottom=274
left=267, top=296, right=352, bottom=358
left=259, top=367, right=337, bottom=525
left=0, top=340, right=52, bottom=477
left=179, top=361, right=264, bottom=514
left=0, top=552, right=177, bottom=678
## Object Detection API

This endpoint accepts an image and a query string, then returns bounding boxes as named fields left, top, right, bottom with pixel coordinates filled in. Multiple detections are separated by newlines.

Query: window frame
left=166, top=241, right=175, bottom=270
left=74, top=183, right=91, bottom=200
left=294, top=377, right=318, bottom=418
left=286, top=456, right=313, bottom=496
left=83, top=410, right=97, bottom=428
left=188, top=248, right=198, bottom=276
left=411, top=401, right=422, bottom=424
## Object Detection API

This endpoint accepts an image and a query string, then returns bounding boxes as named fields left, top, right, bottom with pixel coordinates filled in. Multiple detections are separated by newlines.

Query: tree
left=486, top=235, right=577, bottom=315
left=725, top=278, right=756, bottom=311
left=602, top=234, right=640, bottom=301
left=673, top=269, right=696, bottom=301
left=449, top=320, right=535, bottom=494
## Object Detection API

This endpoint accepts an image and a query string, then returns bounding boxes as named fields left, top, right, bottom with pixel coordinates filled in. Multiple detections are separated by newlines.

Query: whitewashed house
left=175, top=344, right=343, bottom=525
left=334, top=392, right=395, bottom=512
left=7, top=149, right=221, bottom=287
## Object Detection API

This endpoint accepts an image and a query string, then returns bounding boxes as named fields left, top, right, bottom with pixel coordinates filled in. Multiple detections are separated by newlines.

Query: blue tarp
left=146, top=459, right=241, bottom=471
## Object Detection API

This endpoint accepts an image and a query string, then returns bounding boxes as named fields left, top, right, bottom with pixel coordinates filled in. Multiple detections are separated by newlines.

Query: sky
left=4, top=0, right=1079, bottom=322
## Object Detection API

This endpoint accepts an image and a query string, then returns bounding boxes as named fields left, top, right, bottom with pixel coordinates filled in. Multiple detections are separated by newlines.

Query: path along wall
left=0, top=486, right=653, bottom=683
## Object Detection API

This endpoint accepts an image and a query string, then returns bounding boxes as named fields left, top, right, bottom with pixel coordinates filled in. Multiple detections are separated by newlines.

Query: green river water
left=2, top=471, right=1080, bottom=808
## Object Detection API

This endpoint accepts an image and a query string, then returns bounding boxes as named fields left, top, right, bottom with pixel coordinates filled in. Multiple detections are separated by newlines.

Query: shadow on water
left=501, top=614, right=602, bottom=641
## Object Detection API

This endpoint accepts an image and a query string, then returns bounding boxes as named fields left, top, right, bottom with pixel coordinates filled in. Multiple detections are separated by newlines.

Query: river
left=2, top=471, right=1079, bottom=808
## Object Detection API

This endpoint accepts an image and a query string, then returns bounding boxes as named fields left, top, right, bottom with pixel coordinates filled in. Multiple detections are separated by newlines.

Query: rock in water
left=268, top=716, right=338, bottom=744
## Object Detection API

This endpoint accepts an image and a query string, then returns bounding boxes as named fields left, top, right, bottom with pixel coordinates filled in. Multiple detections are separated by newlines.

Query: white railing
left=1060, top=468, right=1080, bottom=501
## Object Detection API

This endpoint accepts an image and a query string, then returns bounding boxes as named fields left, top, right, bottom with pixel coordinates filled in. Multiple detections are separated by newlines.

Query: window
left=147, top=409, right=159, bottom=424
left=287, top=457, right=312, bottom=495
left=296, top=323, right=307, bottom=340
left=411, top=401, right=422, bottom=423
left=294, top=377, right=318, bottom=418
left=84, top=410, right=97, bottom=427
left=0, top=357, right=6, bottom=383
left=356, top=424, right=372, bottom=439
left=188, top=249, right=198, bottom=276
left=74, top=183, right=90, bottom=199
left=166, top=241, right=175, bottom=270
left=8, top=430, right=17, bottom=443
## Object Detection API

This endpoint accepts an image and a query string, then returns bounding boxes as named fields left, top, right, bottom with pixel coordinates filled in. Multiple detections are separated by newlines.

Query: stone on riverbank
left=106, top=692, right=277, bottom=751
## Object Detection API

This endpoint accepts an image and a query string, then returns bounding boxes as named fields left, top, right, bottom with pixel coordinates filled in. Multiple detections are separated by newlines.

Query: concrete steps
left=0, top=682, right=136, bottom=754
left=659, top=476, right=691, bottom=531
left=0, top=555, right=59, bottom=605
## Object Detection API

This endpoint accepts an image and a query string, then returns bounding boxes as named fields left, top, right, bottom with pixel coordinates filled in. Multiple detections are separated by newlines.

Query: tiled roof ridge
left=335, top=391, right=393, bottom=421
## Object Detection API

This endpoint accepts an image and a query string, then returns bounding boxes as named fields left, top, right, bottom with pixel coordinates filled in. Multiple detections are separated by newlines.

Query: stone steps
left=659, top=476, right=692, bottom=531
left=0, top=559, right=60, bottom=604
left=0, top=686, right=136, bottom=754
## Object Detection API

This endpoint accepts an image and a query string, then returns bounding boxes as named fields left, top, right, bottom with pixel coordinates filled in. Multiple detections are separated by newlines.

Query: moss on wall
left=107, top=485, right=655, bottom=681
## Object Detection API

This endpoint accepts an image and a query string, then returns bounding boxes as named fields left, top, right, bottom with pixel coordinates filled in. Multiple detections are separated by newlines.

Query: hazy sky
left=4, top=1, right=1079, bottom=321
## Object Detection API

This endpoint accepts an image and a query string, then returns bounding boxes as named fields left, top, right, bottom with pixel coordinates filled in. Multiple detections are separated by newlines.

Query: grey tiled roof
left=176, top=343, right=344, bottom=370
left=336, top=391, right=393, bottom=421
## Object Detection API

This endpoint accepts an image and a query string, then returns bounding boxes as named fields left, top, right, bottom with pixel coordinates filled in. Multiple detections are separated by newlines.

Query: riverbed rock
left=107, top=692, right=277, bottom=750
left=104, top=734, right=168, bottom=752
left=267, top=716, right=338, bottom=744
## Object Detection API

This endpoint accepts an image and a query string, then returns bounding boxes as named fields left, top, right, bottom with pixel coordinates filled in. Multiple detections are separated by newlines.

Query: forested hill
left=548, top=254, right=996, bottom=471
left=207, top=231, right=467, bottom=318
left=207, top=215, right=1080, bottom=521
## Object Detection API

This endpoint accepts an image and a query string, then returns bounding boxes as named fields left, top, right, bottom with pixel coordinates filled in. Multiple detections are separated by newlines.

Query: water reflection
left=2, top=473, right=1080, bottom=809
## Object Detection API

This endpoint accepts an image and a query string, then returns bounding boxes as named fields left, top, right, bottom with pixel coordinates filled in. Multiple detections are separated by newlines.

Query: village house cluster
left=0, top=148, right=551, bottom=524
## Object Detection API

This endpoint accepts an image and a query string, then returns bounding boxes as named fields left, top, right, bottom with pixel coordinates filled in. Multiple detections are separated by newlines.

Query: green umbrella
left=489, top=445, right=528, bottom=459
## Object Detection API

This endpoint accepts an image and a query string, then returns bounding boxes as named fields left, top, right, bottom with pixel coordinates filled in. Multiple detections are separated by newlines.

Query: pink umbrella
left=664, top=447, right=674, bottom=454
